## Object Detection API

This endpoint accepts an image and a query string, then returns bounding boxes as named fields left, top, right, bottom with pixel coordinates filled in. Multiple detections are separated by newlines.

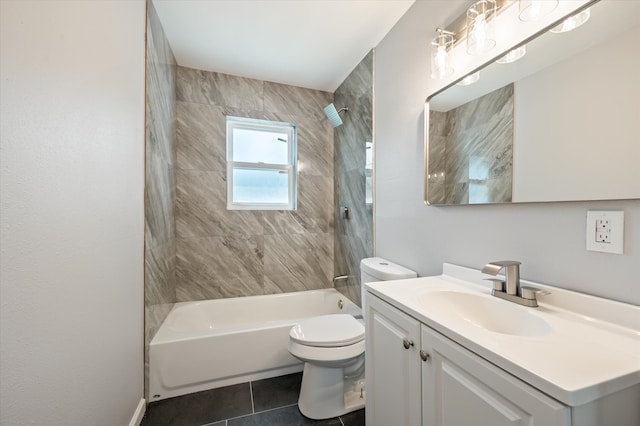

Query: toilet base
left=297, top=362, right=365, bottom=420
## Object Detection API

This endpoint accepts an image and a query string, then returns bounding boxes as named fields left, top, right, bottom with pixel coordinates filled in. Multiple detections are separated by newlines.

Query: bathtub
left=149, top=288, right=362, bottom=401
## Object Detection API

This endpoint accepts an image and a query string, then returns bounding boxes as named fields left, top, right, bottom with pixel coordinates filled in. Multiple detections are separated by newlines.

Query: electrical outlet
left=595, top=218, right=611, bottom=243
left=586, top=210, right=624, bottom=254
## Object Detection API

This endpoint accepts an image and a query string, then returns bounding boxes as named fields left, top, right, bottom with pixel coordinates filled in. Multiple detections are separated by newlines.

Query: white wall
left=0, top=1, right=146, bottom=425
left=374, top=1, right=640, bottom=305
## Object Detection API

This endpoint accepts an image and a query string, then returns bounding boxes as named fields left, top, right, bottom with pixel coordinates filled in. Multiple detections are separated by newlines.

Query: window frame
left=226, top=116, right=298, bottom=210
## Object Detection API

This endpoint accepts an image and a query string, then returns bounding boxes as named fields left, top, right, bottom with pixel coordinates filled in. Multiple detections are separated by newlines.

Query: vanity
left=364, top=263, right=640, bottom=426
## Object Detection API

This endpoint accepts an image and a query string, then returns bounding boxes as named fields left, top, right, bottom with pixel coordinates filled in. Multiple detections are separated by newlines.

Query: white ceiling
left=152, top=0, right=415, bottom=93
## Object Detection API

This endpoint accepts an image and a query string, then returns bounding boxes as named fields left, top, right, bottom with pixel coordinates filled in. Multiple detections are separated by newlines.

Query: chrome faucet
left=333, top=275, right=349, bottom=285
left=482, top=261, right=541, bottom=307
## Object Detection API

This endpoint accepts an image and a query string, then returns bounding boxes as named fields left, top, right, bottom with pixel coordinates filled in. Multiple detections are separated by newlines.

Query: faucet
left=482, top=261, right=541, bottom=307
left=482, top=260, right=520, bottom=295
left=333, top=275, right=349, bottom=285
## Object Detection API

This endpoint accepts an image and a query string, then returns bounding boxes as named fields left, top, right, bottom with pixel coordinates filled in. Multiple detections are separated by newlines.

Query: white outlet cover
left=586, top=210, right=624, bottom=254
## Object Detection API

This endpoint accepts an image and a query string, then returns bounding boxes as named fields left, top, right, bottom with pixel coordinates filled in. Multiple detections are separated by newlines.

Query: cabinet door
left=421, top=326, right=570, bottom=426
left=365, top=293, right=422, bottom=426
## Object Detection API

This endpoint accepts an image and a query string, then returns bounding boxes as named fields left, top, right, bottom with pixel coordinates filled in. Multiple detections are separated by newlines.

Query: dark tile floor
left=141, top=372, right=365, bottom=426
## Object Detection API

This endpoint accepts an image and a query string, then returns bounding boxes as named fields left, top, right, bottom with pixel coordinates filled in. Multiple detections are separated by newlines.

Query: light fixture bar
left=444, top=0, right=512, bottom=49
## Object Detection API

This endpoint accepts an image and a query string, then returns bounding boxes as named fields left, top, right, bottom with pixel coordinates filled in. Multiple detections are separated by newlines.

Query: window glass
left=226, top=116, right=297, bottom=210
left=232, top=168, right=289, bottom=204
left=232, top=128, right=289, bottom=165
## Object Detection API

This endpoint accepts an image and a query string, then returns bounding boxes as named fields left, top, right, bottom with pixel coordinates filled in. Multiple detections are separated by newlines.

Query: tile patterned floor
left=141, top=373, right=365, bottom=426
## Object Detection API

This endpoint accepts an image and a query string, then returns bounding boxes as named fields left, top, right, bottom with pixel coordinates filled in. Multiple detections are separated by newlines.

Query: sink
left=418, top=291, right=553, bottom=337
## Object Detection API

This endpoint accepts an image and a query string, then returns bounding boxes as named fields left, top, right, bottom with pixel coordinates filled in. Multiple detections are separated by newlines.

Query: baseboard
left=129, top=398, right=146, bottom=426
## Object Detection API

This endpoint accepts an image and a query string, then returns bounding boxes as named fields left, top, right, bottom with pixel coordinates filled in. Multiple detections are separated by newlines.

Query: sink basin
left=418, top=291, right=553, bottom=337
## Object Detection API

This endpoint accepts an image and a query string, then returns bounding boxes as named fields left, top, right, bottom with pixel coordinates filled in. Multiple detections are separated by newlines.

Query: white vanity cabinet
left=365, top=291, right=422, bottom=425
left=365, top=292, right=570, bottom=426
left=421, top=325, right=569, bottom=426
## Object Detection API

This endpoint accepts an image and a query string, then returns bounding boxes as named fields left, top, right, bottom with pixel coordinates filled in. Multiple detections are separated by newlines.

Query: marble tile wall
left=144, top=2, right=177, bottom=399
left=427, top=110, right=448, bottom=204
left=427, top=84, right=513, bottom=204
left=333, top=50, right=374, bottom=306
left=175, top=67, right=334, bottom=301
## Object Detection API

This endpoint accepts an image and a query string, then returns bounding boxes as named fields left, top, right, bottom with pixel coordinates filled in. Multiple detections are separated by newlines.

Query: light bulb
left=466, top=1, right=497, bottom=56
left=474, top=14, right=488, bottom=52
left=529, top=2, right=541, bottom=20
left=519, top=0, right=558, bottom=22
left=550, top=8, right=591, bottom=33
left=457, top=72, right=480, bottom=86
left=435, top=47, right=447, bottom=74
left=496, top=45, right=527, bottom=64
left=431, top=30, right=455, bottom=79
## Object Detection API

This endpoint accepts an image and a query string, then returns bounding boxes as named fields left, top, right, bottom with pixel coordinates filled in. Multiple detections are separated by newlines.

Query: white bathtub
left=149, top=288, right=362, bottom=401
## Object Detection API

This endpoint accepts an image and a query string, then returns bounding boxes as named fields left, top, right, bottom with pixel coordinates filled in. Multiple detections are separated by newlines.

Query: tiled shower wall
left=333, top=51, right=374, bottom=306
left=174, top=67, right=335, bottom=301
left=144, top=2, right=177, bottom=397
left=427, top=84, right=513, bottom=204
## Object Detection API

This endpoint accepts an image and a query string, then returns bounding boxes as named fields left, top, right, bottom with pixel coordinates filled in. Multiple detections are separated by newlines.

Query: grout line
left=253, top=402, right=298, bottom=415
left=224, top=403, right=299, bottom=423
left=200, top=420, right=227, bottom=426
left=249, top=381, right=255, bottom=414
left=339, top=417, right=346, bottom=426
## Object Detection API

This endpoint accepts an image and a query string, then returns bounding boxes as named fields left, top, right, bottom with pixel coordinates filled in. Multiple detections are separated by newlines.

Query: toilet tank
left=360, top=257, right=416, bottom=317
left=360, top=257, right=417, bottom=284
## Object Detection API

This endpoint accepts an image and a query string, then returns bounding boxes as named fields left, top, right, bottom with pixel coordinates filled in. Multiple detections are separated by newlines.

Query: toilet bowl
left=288, top=257, right=417, bottom=420
left=288, top=314, right=365, bottom=419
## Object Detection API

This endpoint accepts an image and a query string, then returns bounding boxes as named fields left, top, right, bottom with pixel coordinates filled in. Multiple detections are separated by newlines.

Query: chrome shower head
left=323, top=103, right=349, bottom=128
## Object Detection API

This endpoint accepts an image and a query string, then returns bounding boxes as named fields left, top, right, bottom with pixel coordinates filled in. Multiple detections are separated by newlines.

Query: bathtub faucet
left=333, top=275, right=349, bottom=285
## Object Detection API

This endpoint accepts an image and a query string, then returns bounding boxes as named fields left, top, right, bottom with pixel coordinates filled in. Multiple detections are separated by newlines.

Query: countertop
left=365, top=263, right=640, bottom=406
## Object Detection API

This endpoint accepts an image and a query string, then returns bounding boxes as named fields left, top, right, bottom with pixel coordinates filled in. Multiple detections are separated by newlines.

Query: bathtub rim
left=150, top=288, right=361, bottom=345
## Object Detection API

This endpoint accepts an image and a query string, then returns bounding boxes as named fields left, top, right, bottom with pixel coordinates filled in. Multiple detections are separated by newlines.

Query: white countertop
left=365, top=263, right=640, bottom=407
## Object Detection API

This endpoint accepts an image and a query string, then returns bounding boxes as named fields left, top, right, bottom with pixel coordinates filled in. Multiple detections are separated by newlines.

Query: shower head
left=323, top=103, right=349, bottom=128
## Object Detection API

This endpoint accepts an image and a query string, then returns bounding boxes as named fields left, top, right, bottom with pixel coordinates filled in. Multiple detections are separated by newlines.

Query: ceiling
left=152, top=0, right=415, bottom=93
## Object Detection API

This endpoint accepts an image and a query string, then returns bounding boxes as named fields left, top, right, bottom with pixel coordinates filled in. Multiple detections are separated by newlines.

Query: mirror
left=425, top=0, right=640, bottom=205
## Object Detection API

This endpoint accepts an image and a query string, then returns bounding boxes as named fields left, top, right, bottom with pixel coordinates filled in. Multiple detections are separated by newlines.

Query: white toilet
left=288, top=257, right=417, bottom=420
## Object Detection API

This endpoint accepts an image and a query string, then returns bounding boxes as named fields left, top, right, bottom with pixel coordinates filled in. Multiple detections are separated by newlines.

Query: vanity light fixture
left=550, top=7, right=591, bottom=33
left=518, top=0, right=558, bottom=22
left=466, top=0, right=498, bottom=56
left=496, top=45, right=527, bottom=64
left=430, top=28, right=456, bottom=79
left=457, top=71, right=480, bottom=86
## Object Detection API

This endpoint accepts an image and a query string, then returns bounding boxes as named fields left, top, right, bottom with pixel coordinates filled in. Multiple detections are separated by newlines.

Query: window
left=226, top=116, right=297, bottom=210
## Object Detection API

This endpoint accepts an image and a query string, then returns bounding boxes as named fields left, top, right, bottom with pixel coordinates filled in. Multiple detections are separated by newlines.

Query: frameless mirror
left=425, top=0, right=640, bottom=205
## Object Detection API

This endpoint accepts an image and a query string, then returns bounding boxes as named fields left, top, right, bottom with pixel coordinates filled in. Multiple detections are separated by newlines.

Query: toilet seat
left=288, top=339, right=365, bottom=365
left=290, top=314, right=364, bottom=347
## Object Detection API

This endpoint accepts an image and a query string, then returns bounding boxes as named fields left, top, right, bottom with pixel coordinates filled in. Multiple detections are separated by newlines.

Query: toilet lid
left=289, top=314, right=365, bottom=348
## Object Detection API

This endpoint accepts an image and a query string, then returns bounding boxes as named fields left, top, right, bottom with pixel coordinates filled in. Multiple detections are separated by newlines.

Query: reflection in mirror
left=428, top=84, right=514, bottom=204
left=425, top=0, right=640, bottom=205
left=365, top=141, right=373, bottom=205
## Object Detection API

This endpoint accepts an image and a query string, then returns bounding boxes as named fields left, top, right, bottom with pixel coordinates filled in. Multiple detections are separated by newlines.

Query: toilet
left=288, top=257, right=417, bottom=420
